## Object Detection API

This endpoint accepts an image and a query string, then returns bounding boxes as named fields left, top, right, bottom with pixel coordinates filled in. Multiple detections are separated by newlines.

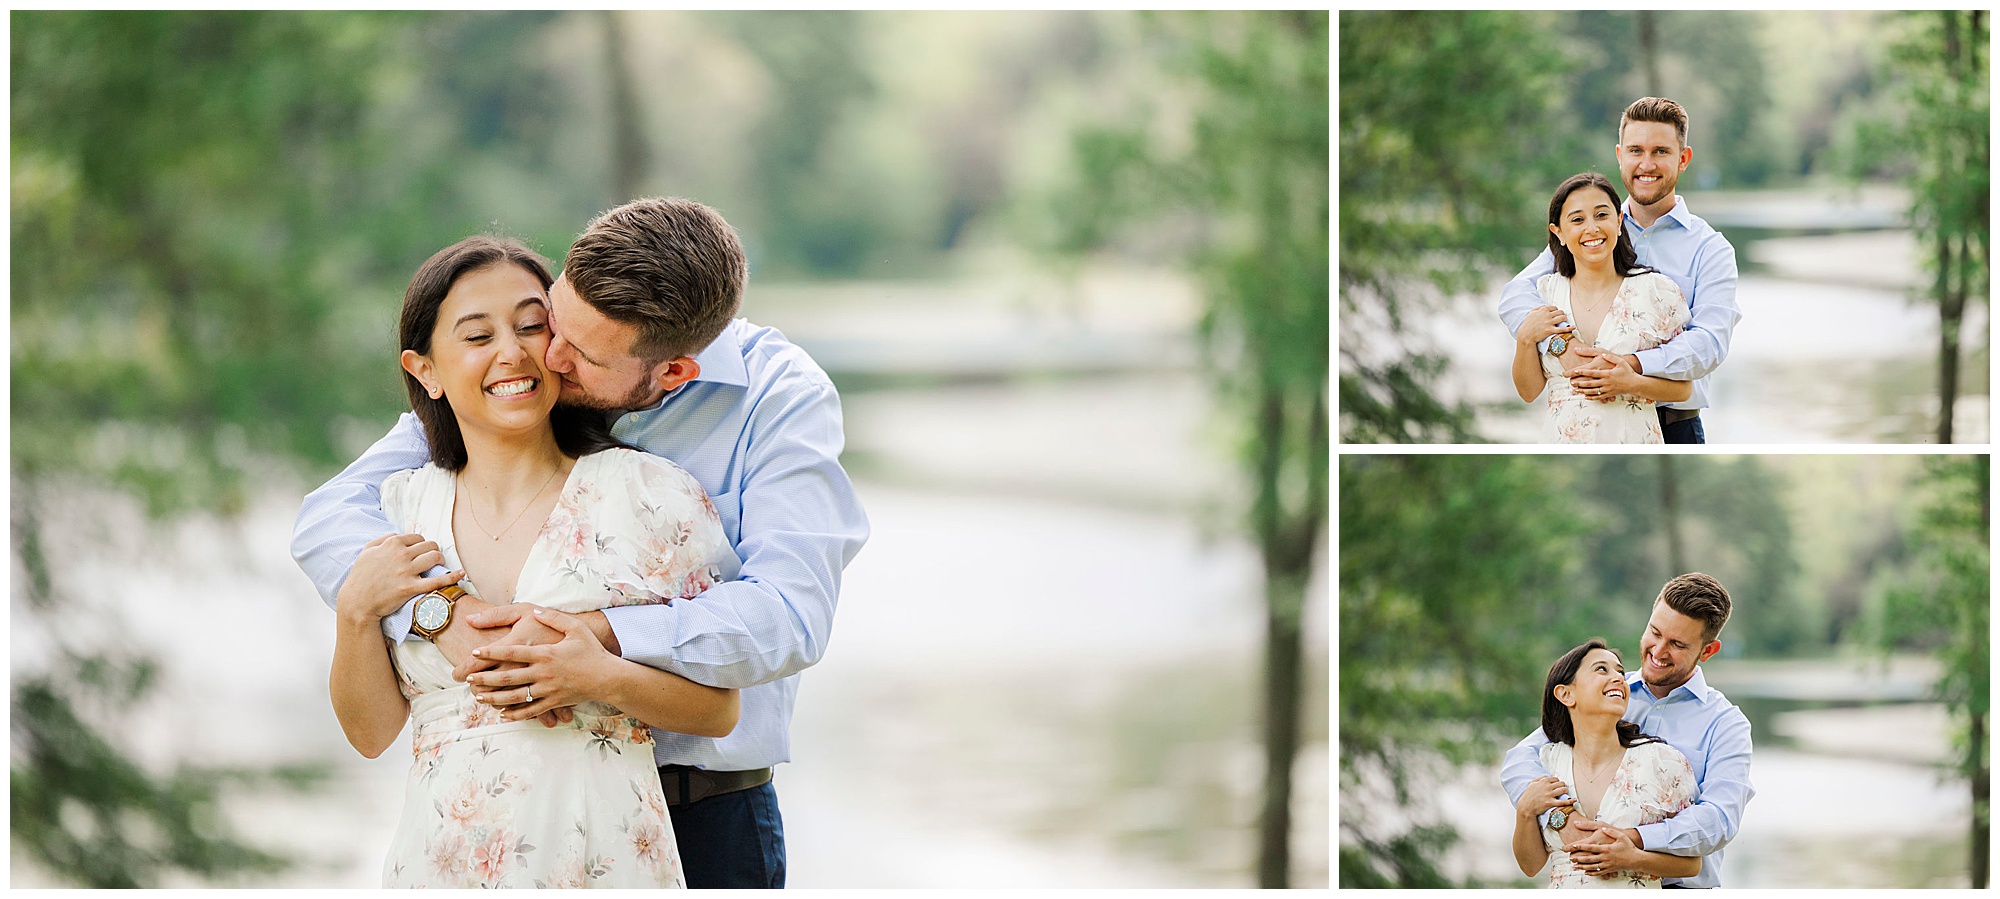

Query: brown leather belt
left=659, top=764, right=772, bottom=807
left=1658, top=407, right=1701, bottom=426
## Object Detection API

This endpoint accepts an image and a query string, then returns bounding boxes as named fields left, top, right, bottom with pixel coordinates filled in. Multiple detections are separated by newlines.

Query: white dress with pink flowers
left=377, top=447, right=737, bottom=888
left=1537, top=271, right=1690, bottom=444
left=1536, top=740, right=1698, bottom=888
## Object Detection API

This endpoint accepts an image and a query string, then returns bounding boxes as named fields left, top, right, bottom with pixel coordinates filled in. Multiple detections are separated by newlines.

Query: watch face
left=1548, top=334, right=1568, bottom=356
left=415, top=595, right=448, bottom=631
left=1548, top=807, right=1567, bottom=830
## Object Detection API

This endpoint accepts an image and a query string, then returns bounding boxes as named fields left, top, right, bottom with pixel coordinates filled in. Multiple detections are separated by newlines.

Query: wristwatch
left=1548, top=802, right=1579, bottom=831
left=411, top=583, right=467, bottom=640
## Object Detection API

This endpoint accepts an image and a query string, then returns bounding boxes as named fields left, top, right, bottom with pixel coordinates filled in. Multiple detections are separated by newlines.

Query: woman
left=1512, top=173, right=1692, bottom=443
left=1512, top=640, right=1699, bottom=888
left=328, top=236, right=740, bottom=888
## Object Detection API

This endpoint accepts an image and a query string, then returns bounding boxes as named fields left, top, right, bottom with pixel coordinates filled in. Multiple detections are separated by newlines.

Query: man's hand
left=334, top=534, right=462, bottom=626
left=466, top=608, right=619, bottom=723
left=1565, top=347, right=1644, bottom=404
left=1565, top=819, right=1643, bottom=878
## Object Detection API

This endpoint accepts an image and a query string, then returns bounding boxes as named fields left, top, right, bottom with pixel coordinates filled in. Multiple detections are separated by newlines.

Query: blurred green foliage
left=1840, top=11, right=1988, bottom=443
left=1338, top=11, right=1584, bottom=442
left=1867, top=455, right=1990, bottom=886
left=1339, top=455, right=1581, bottom=887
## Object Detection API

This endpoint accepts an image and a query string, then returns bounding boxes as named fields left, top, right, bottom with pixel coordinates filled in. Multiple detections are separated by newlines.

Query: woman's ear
left=1552, top=683, right=1576, bottom=709
left=402, top=349, right=442, bottom=400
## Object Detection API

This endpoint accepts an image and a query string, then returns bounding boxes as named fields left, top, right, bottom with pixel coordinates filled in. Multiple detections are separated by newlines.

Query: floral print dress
left=1536, top=740, right=1698, bottom=889
left=1537, top=271, right=1691, bottom=444
left=377, top=447, right=738, bottom=888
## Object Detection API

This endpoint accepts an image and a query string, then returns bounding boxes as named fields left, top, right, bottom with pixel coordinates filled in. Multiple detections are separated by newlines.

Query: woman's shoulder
left=1628, top=270, right=1683, bottom=299
left=1630, top=739, right=1689, bottom=766
left=382, top=462, right=449, bottom=501
left=1536, top=272, right=1564, bottom=295
left=583, top=447, right=707, bottom=500
left=381, top=462, right=448, bottom=525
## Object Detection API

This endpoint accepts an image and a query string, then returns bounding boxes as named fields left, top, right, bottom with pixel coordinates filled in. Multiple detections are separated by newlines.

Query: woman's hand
left=1516, top=775, right=1570, bottom=821
left=467, top=608, right=618, bottom=722
left=334, top=533, right=463, bottom=626
left=1517, top=305, right=1575, bottom=348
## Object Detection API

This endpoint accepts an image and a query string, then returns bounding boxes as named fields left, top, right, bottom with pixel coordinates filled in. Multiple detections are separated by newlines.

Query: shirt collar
left=618, top=320, right=747, bottom=415
left=1624, top=665, right=1712, bottom=705
left=1624, top=194, right=1691, bottom=231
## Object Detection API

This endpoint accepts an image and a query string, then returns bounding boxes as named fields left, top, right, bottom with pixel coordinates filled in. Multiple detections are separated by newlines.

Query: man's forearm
left=579, top=610, right=619, bottom=657
left=1628, top=847, right=1700, bottom=879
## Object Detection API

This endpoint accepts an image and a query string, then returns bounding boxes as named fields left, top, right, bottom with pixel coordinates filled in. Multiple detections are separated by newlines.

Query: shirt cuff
left=381, top=598, right=418, bottom=644
left=599, top=604, right=651, bottom=660
left=1634, top=820, right=1667, bottom=851
left=1633, top=346, right=1664, bottom=377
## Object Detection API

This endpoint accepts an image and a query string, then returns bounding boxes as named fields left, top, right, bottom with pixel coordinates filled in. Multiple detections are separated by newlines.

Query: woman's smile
left=485, top=376, right=540, bottom=399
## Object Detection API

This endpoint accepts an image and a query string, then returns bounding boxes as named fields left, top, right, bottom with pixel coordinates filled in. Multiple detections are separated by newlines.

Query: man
left=1498, top=97, right=1743, bottom=444
left=292, top=197, right=869, bottom=888
left=1500, top=573, right=1754, bottom=887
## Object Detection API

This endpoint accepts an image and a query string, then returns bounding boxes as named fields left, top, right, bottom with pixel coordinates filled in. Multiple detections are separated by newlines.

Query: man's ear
left=650, top=356, right=702, bottom=394
left=1679, top=145, right=1693, bottom=173
left=1698, top=639, right=1721, bottom=664
left=401, top=350, right=442, bottom=399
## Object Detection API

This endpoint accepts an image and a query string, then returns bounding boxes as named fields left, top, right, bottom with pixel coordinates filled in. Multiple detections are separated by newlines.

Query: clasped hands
left=438, top=596, right=612, bottom=728
left=1516, top=305, right=1641, bottom=403
left=1564, top=346, right=1642, bottom=404
left=1561, top=817, right=1644, bottom=880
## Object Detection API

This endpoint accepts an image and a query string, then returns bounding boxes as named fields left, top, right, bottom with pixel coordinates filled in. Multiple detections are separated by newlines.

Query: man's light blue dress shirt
left=1500, top=666, right=1754, bottom=888
left=291, top=318, right=870, bottom=772
left=1498, top=195, right=1742, bottom=411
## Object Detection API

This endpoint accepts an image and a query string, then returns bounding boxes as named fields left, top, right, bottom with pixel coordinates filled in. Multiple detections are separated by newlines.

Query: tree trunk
left=1258, top=570, right=1305, bottom=888
left=598, top=10, right=648, bottom=203
left=1637, top=12, right=1662, bottom=97
left=1976, top=455, right=1990, bottom=888
left=1935, top=236, right=1960, bottom=444
left=1659, top=456, right=1684, bottom=575
left=1974, top=710, right=1990, bottom=888
left=1254, top=383, right=1325, bottom=888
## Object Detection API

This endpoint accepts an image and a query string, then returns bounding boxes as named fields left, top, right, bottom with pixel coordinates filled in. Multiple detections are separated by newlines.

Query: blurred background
left=1340, top=454, right=1990, bottom=888
left=1340, top=10, right=1990, bottom=443
left=10, top=11, right=1327, bottom=888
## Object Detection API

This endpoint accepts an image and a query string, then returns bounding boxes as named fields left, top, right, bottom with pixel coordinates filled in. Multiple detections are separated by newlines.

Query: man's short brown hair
left=1619, top=96, right=1689, bottom=148
left=1657, top=572, right=1731, bottom=645
left=563, top=197, right=747, bottom=365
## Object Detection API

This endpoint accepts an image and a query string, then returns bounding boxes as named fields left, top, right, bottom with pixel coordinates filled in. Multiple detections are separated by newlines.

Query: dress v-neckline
left=1567, top=745, right=1632, bottom=820
left=1559, top=276, right=1629, bottom=350
left=441, top=455, right=587, bottom=604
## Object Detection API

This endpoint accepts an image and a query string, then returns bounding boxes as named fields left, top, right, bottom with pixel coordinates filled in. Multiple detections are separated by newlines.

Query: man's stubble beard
left=555, top=373, right=661, bottom=414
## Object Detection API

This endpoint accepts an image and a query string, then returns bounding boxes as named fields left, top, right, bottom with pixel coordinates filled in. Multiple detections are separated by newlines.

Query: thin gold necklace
left=461, top=464, right=564, bottom=542
left=1573, top=749, right=1622, bottom=814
